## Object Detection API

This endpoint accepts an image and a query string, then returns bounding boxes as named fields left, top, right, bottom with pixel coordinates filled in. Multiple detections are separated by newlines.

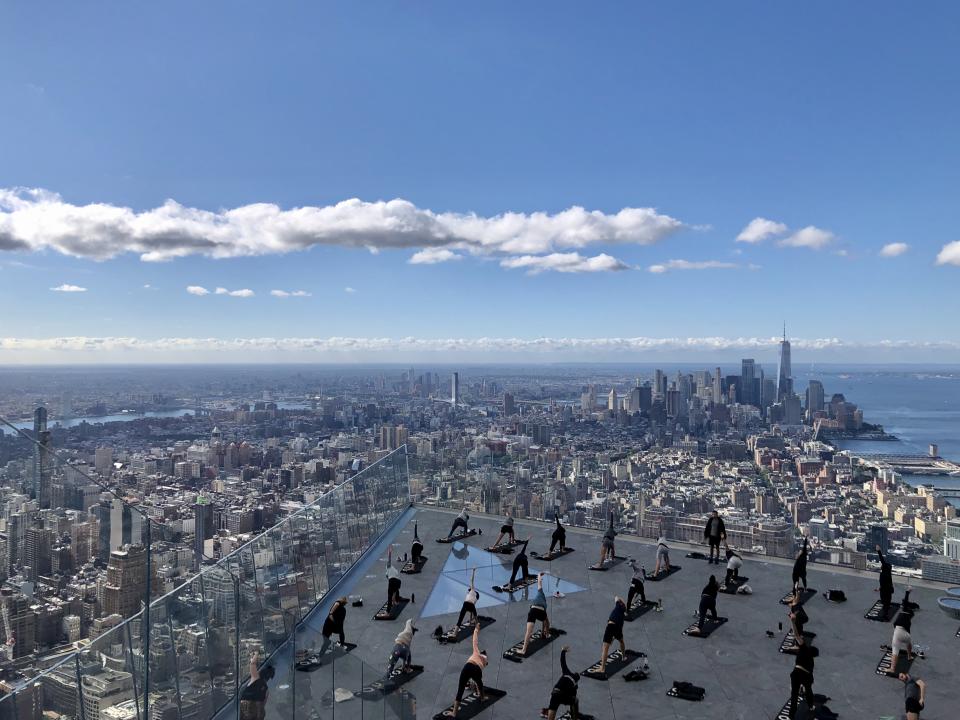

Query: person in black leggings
left=626, top=559, right=647, bottom=608
left=318, top=597, right=348, bottom=656
left=385, top=548, right=406, bottom=610
left=447, top=508, right=470, bottom=539
left=723, top=548, right=743, bottom=587
left=788, top=590, right=809, bottom=644
left=877, top=544, right=894, bottom=614
left=411, top=522, right=423, bottom=564
left=545, top=645, right=580, bottom=720
left=549, top=513, right=567, bottom=553
left=690, top=575, right=719, bottom=635
left=788, top=620, right=817, bottom=719
left=600, top=596, right=627, bottom=675
left=597, top=513, right=617, bottom=567
left=493, top=510, right=516, bottom=547
left=792, top=536, right=809, bottom=592
left=456, top=569, right=479, bottom=628
left=452, top=624, right=488, bottom=716
left=507, top=537, right=531, bottom=588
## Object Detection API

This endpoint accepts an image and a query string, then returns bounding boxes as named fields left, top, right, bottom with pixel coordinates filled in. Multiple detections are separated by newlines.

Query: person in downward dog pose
left=889, top=608, right=915, bottom=675
left=723, top=548, right=743, bottom=588
left=318, top=597, right=348, bottom=656
left=456, top=569, right=480, bottom=628
left=451, top=624, right=488, bottom=717
left=544, top=645, right=580, bottom=720
left=599, top=596, right=627, bottom=675
left=507, top=537, right=532, bottom=588
left=447, top=507, right=471, bottom=539
left=520, top=572, right=551, bottom=655
left=654, top=534, right=671, bottom=576
left=549, top=513, right=567, bottom=554
left=492, top=510, right=516, bottom=547
left=626, top=558, right=647, bottom=608
left=597, top=513, right=617, bottom=567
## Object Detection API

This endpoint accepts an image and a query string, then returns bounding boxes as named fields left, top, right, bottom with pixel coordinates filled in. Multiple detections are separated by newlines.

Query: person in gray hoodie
left=387, top=619, right=418, bottom=674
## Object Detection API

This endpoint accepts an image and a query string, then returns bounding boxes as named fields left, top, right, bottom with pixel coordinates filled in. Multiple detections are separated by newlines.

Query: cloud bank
left=50, top=284, right=87, bottom=293
left=270, top=289, right=311, bottom=297
left=736, top=218, right=787, bottom=244
left=0, top=335, right=956, bottom=364
left=500, top=252, right=629, bottom=274
left=0, top=188, right=685, bottom=265
left=648, top=259, right=739, bottom=274
left=880, top=242, right=909, bottom=258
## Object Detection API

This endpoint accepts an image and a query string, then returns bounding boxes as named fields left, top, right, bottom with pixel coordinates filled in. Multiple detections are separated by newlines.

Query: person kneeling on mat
left=549, top=513, right=567, bottom=553
left=507, top=537, right=532, bottom=588
left=456, top=569, right=480, bottom=628
left=452, top=624, right=487, bottom=716
left=689, top=575, right=719, bottom=635
left=385, top=549, right=407, bottom=610
left=598, top=513, right=617, bottom=566
left=703, top=510, right=726, bottom=565
left=626, top=559, right=647, bottom=608
left=599, top=596, right=627, bottom=675
left=654, top=531, right=671, bottom=576
left=411, top=523, right=423, bottom=564
left=387, top=619, right=418, bottom=675
left=318, top=597, right=348, bottom=656
left=545, top=645, right=579, bottom=720
left=900, top=673, right=926, bottom=720
left=890, top=609, right=914, bottom=674
left=521, top=572, right=551, bottom=655
left=448, top=508, right=470, bottom=539
left=493, top=510, right=516, bottom=547
left=723, top=548, right=743, bottom=588
left=792, top=536, right=809, bottom=592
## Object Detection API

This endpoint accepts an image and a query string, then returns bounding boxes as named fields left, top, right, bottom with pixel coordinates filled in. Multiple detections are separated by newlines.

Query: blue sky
left=1, top=2, right=959, bottom=363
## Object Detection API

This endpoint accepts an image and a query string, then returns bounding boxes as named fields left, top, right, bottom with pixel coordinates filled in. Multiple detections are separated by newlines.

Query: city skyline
left=2, top=3, right=960, bottom=361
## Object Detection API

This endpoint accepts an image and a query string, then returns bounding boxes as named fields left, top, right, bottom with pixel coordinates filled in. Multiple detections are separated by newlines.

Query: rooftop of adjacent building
left=264, top=506, right=958, bottom=720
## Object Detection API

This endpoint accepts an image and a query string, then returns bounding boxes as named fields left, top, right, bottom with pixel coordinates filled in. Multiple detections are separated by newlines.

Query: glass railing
left=0, top=446, right=411, bottom=720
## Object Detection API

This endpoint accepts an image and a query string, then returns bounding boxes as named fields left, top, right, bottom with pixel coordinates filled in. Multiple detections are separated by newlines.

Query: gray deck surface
left=267, top=508, right=958, bottom=720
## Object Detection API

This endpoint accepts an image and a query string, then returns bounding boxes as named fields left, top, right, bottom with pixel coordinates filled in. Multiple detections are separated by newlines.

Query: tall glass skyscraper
left=777, top=329, right=793, bottom=402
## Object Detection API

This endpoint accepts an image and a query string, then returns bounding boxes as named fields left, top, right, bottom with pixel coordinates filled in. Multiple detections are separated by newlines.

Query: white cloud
left=500, top=252, right=629, bottom=274
left=935, top=241, right=960, bottom=266
left=215, top=287, right=254, bottom=297
left=879, top=242, right=909, bottom=258
left=0, top=188, right=686, bottom=262
left=736, top=217, right=788, bottom=244
left=50, top=284, right=87, bottom=293
left=270, top=289, right=312, bottom=298
left=648, top=259, right=739, bottom=274
left=778, top=226, right=835, bottom=250
left=344, top=286, right=357, bottom=293
left=408, top=248, right=462, bottom=265
left=186, top=285, right=210, bottom=296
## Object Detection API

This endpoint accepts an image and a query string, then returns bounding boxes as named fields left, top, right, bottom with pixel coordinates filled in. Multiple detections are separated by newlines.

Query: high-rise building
left=451, top=372, right=460, bottom=405
left=628, top=387, right=641, bottom=413
left=95, top=447, right=114, bottom=475
left=194, top=496, right=212, bottom=570
left=607, top=388, right=618, bottom=411
left=33, top=406, right=51, bottom=509
left=503, top=392, right=515, bottom=416
left=712, top=367, right=722, bottom=404
left=102, top=546, right=148, bottom=618
left=777, top=328, right=793, bottom=402
left=740, top=359, right=756, bottom=406
left=806, top=380, right=825, bottom=413
left=654, top=369, right=666, bottom=399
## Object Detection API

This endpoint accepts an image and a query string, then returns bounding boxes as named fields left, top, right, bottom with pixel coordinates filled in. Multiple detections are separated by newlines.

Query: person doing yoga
left=387, top=619, right=418, bottom=675
left=900, top=673, right=926, bottom=720
left=544, top=645, right=580, bottom=720
left=456, top=569, right=480, bottom=628
left=877, top=544, right=895, bottom=613
left=703, top=510, right=726, bottom=564
left=451, top=624, right=488, bottom=717
left=792, top=536, right=809, bottom=592
left=318, top=597, right=348, bottom=656
left=654, top=534, right=671, bottom=576
left=507, top=537, right=532, bottom=588
left=549, top=514, right=567, bottom=553
left=385, top=548, right=407, bottom=610
left=689, top=575, right=719, bottom=635
left=788, top=591, right=809, bottom=642
left=724, top=548, right=743, bottom=587
left=521, top=572, right=551, bottom=655
left=787, top=621, right=816, bottom=720
left=890, top=609, right=915, bottom=675
left=411, top=522, right=423, bottom=564
left=598, top=513, right=617, bottom=566
left=493, top=510, right=516, bottom=547
left=599, top=596, right=627, bottom=675
left=626, top=558, right=647, bottom=608
left=447, top=508, right=470, bottom=539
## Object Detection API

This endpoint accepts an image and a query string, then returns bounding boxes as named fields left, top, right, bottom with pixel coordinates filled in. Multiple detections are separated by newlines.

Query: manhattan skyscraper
left=777, top=327, right=793, bottom=402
